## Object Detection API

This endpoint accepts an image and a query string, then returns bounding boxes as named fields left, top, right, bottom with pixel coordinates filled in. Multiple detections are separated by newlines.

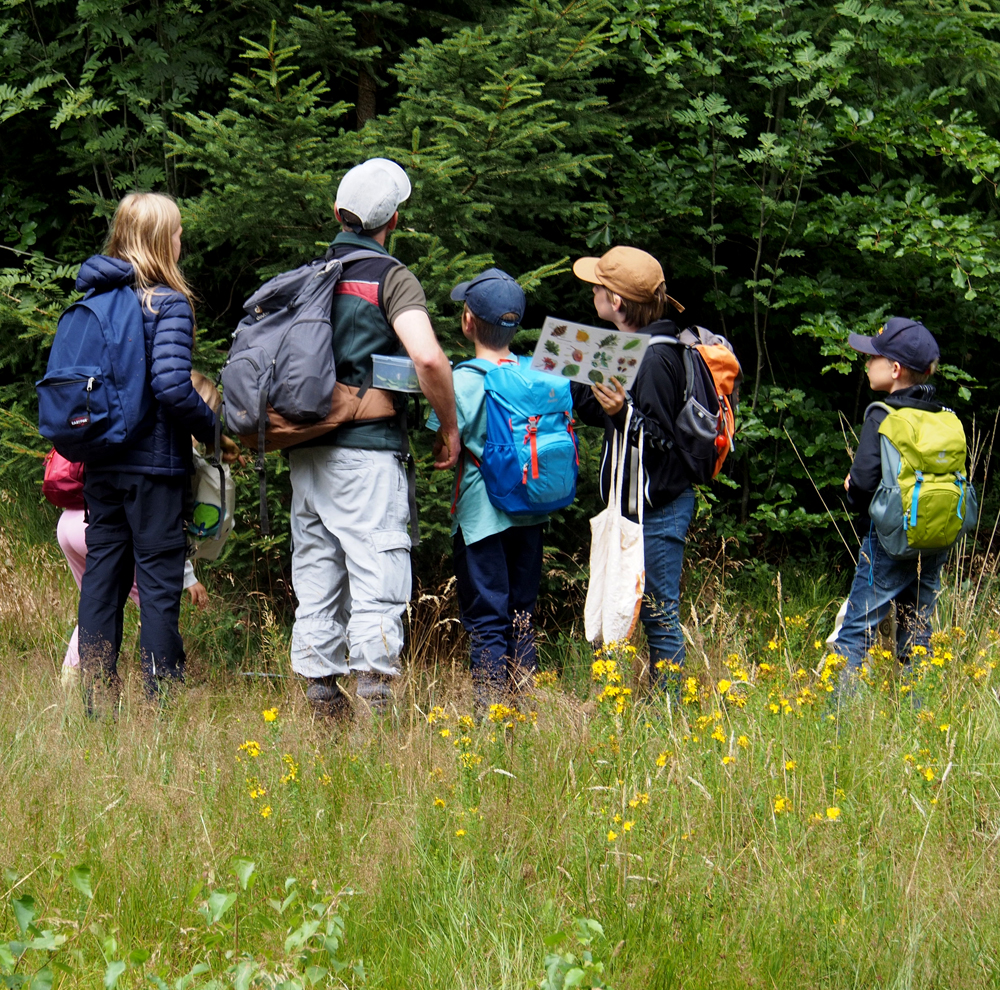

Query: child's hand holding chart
left=530, top=317, right=649, bottom=389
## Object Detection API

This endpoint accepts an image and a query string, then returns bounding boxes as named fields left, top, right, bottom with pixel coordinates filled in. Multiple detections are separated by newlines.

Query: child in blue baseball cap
left=427, top=268, right=551, bottom=717
left=836, top=317, right=955, bottom=690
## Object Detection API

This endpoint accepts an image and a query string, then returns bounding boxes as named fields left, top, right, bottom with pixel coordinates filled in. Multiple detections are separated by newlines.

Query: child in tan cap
left=571, top=245, right=693, bottom=692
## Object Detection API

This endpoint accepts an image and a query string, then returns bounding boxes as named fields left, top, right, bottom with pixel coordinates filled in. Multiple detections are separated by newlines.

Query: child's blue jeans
left=837, top=529, right=948, bottom=674
left=454, top=524, right=544, bottom=695
left=631, top=487, right=696, bottom=684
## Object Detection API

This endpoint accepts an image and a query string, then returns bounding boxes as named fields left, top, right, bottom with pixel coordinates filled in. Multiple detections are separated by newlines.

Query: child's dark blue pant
left=454, top=524, right=544, bottom=693
left=78, top=470, right=188, bottom=695
left=837, top=529, right=948, bottom=675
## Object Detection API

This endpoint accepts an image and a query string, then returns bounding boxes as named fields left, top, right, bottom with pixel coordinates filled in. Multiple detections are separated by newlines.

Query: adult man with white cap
left=287, top=157, right=459, bottom=716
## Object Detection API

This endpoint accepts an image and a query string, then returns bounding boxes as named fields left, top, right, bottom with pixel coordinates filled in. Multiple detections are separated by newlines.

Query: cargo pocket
left=371, top=529, right=412, bottom=607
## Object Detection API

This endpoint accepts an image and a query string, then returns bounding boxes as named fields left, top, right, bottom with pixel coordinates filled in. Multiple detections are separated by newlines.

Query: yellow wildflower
left=439, top=728, right=451, bottom=738
left=262, top=707, right=278, bottom=723
left=488, top=703, right=515, bottom=723
left=826, top=807, right=841, bottom=821
left=279, top=753, right=299, bottom=785
left=722, top=756, right=735, bottom=766
left=454, top=829, right=466, bottom=837
left=622, top=820, right=634, bottom=832
left=773, top=795, right=790, bottom=814
left=434, top=797, right=446, bottom=809
left=607, top=830, right=618, bottom=842
left=785, top=760, right=797, bottom=772
left=260, top=805, right=272, bottom=818
left=737, top=735, right=749, bottom=748
left=717, top=679, right=732, bottom=694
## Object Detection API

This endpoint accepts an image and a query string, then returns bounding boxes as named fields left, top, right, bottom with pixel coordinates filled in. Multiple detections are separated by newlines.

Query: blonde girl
left=77, top=192, right=218, bottom=707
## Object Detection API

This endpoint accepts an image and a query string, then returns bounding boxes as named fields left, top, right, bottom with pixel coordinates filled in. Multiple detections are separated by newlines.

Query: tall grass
left=3, top=485, right=1000, bottom=989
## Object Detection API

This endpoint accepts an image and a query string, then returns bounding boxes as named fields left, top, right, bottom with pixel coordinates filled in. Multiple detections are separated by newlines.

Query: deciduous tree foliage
left=2, top=0, right=998, bottom=588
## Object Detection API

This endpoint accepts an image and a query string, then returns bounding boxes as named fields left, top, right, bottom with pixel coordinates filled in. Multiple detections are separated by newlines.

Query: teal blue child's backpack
left=457, top=356, right=578, bottom=515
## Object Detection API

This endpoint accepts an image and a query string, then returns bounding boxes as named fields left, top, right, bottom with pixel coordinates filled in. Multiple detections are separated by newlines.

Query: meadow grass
left=4, top=491, right=1000, bottom=988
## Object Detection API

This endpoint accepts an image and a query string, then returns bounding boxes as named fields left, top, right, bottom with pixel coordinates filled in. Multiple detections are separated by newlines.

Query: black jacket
left=847, top=384, right=942, bottom=525
left=80, top=255, right=217, bottom=476
left=571, top=319, right=692, bottom=514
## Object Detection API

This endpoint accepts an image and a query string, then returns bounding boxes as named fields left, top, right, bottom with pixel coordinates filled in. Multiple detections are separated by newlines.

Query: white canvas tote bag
left=584, top=407, right=645, bottom=644
left=187, top=450, right=235, bottom=562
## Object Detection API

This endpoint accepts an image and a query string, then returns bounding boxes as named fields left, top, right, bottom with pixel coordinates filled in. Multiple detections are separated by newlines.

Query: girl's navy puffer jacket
left=79, top=255, right=217, bottom=476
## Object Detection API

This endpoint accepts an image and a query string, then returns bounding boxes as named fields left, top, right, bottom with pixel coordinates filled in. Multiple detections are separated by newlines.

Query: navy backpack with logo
left=37, top=260, right=151, bottom=461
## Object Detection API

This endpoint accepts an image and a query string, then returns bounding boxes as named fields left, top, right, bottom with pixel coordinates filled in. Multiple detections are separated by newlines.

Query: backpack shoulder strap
left=864, top=401, right=893, bottom=420
left=336, top=248, right=405, bottom=269
left=647, top=334, right=680, bottom=347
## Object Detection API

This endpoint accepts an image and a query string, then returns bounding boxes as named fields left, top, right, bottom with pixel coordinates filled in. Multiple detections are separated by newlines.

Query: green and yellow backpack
left=867, top=402, right=978, bottom=560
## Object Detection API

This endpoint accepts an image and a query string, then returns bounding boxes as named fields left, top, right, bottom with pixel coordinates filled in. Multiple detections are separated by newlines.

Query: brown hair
left=900, top=360, right=937, bottom=386
left=464, top=305, right=520, bottom=350
left=339, top=208, right=391, bottom=239
left=609, top=283, right=668, bottom=328
left=104, top=192, right=194, bottom=314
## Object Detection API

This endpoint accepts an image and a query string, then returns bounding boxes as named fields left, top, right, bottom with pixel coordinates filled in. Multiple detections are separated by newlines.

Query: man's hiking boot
left=356, top=671, right=394, bottom=718
left=305, top=676, right=351, bottom=720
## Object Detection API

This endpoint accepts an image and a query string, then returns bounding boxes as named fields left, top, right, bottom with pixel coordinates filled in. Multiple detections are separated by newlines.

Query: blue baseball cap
left=450, top=268, right=525, bottom=328
left=848, top=317, right=940, bottom=374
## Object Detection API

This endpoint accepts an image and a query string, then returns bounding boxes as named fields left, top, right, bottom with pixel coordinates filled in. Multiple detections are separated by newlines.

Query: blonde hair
left=104, top=193, right=194, bottom=314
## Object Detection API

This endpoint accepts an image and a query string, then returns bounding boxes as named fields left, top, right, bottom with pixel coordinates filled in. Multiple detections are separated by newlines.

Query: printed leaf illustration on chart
left=530, top=318, right=649, bottom=387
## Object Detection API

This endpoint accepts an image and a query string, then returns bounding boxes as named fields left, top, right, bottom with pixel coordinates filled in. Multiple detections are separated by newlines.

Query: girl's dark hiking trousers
left=78, top=470, right=187, bottom=698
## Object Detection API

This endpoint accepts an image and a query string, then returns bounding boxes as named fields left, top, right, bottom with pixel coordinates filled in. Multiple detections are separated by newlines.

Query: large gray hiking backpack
left=220, top=247, right=401, bottom=532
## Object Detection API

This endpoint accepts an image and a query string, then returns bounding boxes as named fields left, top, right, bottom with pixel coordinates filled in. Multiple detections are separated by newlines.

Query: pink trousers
left=58, top=509, right=139, bottom=668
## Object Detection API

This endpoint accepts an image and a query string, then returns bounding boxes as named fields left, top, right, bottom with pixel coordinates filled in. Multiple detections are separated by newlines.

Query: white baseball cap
left=336, top=158, right=412, bottom=230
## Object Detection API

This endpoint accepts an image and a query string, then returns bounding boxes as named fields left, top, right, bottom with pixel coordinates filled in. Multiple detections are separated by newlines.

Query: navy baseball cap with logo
left=450, top=268, right=526, bottom=328
left=848, top=317, right=940, bottom=373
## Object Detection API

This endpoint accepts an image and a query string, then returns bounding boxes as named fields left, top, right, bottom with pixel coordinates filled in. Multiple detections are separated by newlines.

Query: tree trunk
left=356, top=8, right=378, bottom=129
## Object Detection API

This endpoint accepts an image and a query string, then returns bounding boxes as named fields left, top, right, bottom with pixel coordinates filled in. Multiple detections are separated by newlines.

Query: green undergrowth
left=3, top=490, right=1000, bottom=989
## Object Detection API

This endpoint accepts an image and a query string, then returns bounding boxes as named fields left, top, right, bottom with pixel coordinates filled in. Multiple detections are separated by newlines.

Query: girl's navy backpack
left=37, top=267, right=150, bottom=461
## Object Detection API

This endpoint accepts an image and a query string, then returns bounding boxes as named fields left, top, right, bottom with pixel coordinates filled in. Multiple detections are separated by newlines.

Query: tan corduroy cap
left=573, top=246, right=683, bottom=312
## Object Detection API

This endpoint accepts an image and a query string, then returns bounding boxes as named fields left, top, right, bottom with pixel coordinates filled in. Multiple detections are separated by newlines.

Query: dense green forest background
left=2, top=0, right=999, bottom=604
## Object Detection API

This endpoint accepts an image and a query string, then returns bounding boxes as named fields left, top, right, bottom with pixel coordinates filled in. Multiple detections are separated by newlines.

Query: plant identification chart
left=530, top=317, right=649, bottom=388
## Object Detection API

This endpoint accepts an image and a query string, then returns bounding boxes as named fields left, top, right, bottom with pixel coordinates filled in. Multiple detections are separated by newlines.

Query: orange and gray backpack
left=648, top=327, right=742, bottom=483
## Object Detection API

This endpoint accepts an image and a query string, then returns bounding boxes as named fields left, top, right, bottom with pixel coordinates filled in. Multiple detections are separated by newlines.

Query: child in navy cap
left=836, top=317, right=948, bottom=687
left=427, top=269, right=549, bottom=716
